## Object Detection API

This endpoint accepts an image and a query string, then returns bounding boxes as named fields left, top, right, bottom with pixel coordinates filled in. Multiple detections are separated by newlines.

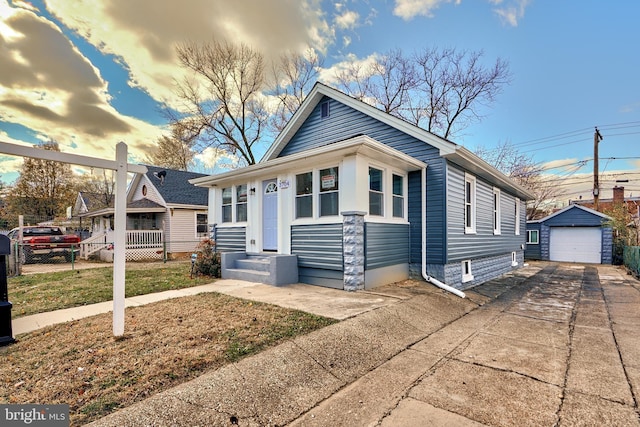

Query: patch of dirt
left=0, top=292, right=336, bottom=426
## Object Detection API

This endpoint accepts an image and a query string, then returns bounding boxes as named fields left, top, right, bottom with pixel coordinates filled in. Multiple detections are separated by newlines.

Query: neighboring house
left=79, top=166, right=209, bottom=260
left=525, top=204, right=612, bottom=264
left=191, top=83, right=534, bottom=291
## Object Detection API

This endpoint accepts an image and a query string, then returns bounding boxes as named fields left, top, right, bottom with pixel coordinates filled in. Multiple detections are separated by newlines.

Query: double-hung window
left=369, top=167, right=384, bottom=216
left=527, top=230, right=539, bottom=244
left=392, top=174, right=404, bottom=218
left=221, top=185, right=247, bottom=223
left=319, top=167, right=339, bottom=216
left=493, top=188, right=501, bottom=235
left=221, top=187, right=233, bottom=223
left=236, top=185, right=247, bottom=222
left=464, top=174, right=476, bottom=234
left=196, top=213, right=208, bottom=238
left=296, top=172, right=313, bottom=218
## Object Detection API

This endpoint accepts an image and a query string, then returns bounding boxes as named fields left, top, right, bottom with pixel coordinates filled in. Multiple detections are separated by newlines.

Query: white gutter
left=421, top=167, right=466, bottom=298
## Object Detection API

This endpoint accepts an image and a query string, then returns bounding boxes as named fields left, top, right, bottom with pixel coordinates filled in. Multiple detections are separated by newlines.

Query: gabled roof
left=527, top=204, right=611, bottom=224
left=261, top=83, right=535, bottom=201
left=139, top=165, right=209, bottom=206
left=77, top=191, right=113, bottom=212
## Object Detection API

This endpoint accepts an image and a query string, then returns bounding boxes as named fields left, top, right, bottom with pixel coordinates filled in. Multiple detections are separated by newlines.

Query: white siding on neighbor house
left=131, top=175, right=165, bottom=205
left=167, top=209, right=207, bottom=254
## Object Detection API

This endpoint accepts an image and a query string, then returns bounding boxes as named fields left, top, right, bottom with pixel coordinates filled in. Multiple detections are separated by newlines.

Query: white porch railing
left=80, top=230, right=164, bottom=260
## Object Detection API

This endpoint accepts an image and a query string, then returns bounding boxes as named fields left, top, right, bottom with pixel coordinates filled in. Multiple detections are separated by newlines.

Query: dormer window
left=320, top=101, right=330, bottom=118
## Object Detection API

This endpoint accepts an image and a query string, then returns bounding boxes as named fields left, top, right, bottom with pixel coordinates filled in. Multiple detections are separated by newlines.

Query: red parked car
left=7, top=226, right=81, bottom=263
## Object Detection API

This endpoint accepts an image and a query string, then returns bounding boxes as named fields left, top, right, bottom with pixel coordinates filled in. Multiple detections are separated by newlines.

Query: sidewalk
left=84, top=262, right=640, bottom=426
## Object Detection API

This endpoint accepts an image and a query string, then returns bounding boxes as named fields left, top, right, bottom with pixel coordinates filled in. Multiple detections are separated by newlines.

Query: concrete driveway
left=89, top=262, right=640, bottom=427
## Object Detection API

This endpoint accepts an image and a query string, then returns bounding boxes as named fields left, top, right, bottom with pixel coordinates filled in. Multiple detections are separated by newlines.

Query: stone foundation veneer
left=342, top=211, right=366, bottom=291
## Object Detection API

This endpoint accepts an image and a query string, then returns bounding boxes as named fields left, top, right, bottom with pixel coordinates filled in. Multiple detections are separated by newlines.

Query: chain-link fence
left=6, top=239, right=206, bottom=277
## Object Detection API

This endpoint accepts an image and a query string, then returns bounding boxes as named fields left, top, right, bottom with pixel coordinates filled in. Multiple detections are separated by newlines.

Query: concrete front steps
left=221, top=252, right=298, bottom=286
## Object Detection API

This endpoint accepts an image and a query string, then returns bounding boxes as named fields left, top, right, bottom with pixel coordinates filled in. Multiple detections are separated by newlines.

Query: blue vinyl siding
left=365, top=223, right=409, bottom=269
left=280, top=97, right=446, bottom=265
left=291, top=223, right=343, bottom=270
left=544, top=208, right=606, bottom=227
left=446, top=164, right=525, bottom=263
left=525, top=222, right=542, bottom=260
left=214, top=226, right=246, bottom=252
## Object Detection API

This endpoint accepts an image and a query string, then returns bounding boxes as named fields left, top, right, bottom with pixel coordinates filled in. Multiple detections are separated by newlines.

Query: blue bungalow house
left=190, top=83, right=534, bottom=293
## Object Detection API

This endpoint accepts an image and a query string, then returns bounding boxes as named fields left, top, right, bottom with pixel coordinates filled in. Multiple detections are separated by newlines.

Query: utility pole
left=593, top=127, right=603, bottom=210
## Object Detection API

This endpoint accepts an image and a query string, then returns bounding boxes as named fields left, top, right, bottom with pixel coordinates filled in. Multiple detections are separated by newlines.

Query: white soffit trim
left=190, top=135, right=426, bottom=187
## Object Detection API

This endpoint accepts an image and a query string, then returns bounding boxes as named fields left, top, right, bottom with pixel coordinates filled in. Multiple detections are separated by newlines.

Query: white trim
left=527, top=203, right=611, bottom=223
left=527, top=229, right=539, bottom=244
left=493, top=187, right=501, bottom=235
left=461, top=260, right=474, bottom=283
left=515, top=197, right=521, bottom=235
left=511, top=251, right=518, bottom=267
left=464, top=173, right=477, bottom=234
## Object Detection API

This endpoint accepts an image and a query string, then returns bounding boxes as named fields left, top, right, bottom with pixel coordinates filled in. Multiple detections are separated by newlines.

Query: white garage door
left=549, top=227, right=602, bottom=263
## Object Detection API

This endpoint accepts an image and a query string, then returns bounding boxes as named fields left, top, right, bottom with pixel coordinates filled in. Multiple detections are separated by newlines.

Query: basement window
left=462, top=260, right=474, bottom=283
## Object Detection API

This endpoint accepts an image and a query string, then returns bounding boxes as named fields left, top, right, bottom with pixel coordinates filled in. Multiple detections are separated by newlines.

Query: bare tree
left=474, top=141, right=565, bottom=220
left=173, top=40, right=268, bottom=166
left=269, top=49, right=322, bottom=133
left=412, top=48, right=511, bottom=140
left=7, top=141, right=77, bottom=222
left=334, top=47, right=510, bottom=141
left=146, top=123, right=195, bottom=171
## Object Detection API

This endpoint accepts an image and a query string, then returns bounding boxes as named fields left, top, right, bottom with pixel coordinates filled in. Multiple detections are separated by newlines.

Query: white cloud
left=393, top=0, right=460, bottom=20
left=317, top=52, right=380, bottom=85
left=45, top=0, right=334, bottom=107
left=492, top=0, right=530, bottom=27
left=335, top=10, right=359, bottom=30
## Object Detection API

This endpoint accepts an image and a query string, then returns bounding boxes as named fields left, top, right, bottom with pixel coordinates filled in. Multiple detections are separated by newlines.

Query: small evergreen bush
left=193, top=239, right=221, bottom=278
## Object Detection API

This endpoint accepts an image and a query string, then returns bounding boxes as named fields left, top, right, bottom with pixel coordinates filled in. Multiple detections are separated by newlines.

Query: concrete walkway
left=84, top=262, right=640, bottom=426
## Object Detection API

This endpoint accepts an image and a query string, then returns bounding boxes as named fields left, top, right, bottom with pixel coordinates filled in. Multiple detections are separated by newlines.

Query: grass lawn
left=8, top=261, right=211, bottom=318
left=1, top=262, right=338, bottom=426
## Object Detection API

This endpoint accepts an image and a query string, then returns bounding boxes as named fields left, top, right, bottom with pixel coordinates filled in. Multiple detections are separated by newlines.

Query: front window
left=236, top=185, right=247, bottom=222
left=296, top=172, right=313, bottom=218
left=392, top=174, right=404, bottom=218
left=196, top=213, right=208, bottom=238
left=221, top=187, right=232, bottom=223
left=527, top=230, right=539, bottom=244
left=465, top=174, right=476, bottom=234
left=319, top=167, right=339, bottom=216
left=369, top=167, right=384, bottom=216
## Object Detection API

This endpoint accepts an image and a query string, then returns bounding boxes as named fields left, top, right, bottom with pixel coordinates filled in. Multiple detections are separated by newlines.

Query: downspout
left=421, top=166, right=466, bottom=298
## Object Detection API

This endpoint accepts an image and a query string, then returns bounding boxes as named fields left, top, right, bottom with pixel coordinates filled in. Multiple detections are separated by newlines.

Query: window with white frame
left=527, top=230, right=539, bottom=244
left=319, top=167, right=339, bottom=216
left=369, top=167, right=384, bottom=216
left=236, top=185, right=247, bottom=222
left=515, top=198, right=521, bottom=235
left=221, top=187, right=232, bottom=223
left=296, top=172, right=313, bottom=218
left=493, top=188, right=501, bottom=235
left=196, top=213, right=208, bottom=238
left=511, top=251, right=518, bottom=266
left=392, top=174, right=404, bottom=218
left=464, top=174, right=476, bottom=233
left=462, top=260, right=474, bottom=283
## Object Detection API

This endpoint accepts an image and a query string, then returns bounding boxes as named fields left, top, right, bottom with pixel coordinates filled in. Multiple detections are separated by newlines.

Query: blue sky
left=1, top=0, right=638, bottom=203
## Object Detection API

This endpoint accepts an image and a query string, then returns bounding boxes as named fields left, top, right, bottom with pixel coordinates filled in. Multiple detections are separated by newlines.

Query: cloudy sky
left=1, top=0, right=639, bottom=203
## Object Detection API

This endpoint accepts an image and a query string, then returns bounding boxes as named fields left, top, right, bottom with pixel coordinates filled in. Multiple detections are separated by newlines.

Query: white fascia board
left=165, top=203, right=208, bottom=210
left=537, top=203, right=611, bottom=223
left=261, top=83, right=458, bottom=161
left=445, top=146, right=536, bottom=201
left=190, top=135, right=426, bottom=188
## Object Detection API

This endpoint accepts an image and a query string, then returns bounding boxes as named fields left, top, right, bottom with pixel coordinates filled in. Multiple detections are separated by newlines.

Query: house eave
left=444, top=146, right=536, bottom=201
left=190, top=135, right=426, bottom=187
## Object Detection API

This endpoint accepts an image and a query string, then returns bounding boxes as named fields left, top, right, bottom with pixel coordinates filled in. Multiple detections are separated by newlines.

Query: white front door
left=262, top=179, right=278, bottom=251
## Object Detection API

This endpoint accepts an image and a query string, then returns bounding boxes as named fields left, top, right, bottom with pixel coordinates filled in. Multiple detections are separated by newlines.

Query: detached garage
left=525, top=204, right=612, bottom=264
